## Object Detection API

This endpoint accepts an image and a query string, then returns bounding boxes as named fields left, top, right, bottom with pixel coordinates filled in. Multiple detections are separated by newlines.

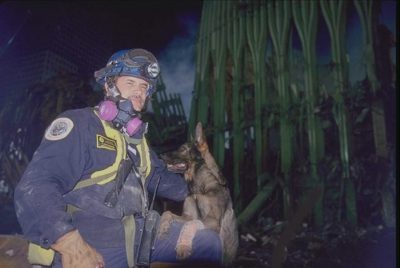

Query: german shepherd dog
left=157, top=122, right=238, bottom=265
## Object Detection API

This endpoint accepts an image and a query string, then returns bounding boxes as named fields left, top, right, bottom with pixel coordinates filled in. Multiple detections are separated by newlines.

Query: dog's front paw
left=175, top=220, right=205, bottom=260
left=176, top=242, right=192, bottom=260
left=157, top=211, right=174, bottom=239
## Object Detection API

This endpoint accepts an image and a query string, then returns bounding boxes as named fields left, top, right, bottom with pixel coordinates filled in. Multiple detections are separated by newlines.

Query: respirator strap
left=106, top=77, right=120, bottom=98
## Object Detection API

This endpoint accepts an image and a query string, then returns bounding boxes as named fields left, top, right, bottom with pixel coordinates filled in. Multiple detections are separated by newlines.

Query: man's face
left=113, top=76, right=149, bottom=111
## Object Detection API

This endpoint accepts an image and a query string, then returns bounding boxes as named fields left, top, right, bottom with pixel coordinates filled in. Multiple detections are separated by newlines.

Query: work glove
left=51, top=230, right=105, bottom=268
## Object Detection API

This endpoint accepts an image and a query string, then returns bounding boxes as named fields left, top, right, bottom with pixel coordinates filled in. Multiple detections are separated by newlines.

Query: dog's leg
left=194, top=193, right=221, bottom=233
left=175, top=219, right=205, bottom=260
left=181, top=195, right=200, bottom=219
left=157, top=196, right=198, bottom=240
left=157, top=211, right=178, bottom=240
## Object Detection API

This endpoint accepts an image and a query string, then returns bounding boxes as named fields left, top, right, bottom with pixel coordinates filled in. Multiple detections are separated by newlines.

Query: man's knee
left=152, top=222, right=222, bottom=264
left=190, top=228, right=222, bottom=263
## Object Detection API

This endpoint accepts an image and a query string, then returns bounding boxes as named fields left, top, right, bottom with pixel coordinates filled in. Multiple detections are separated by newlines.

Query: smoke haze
left=157, top=13, right=199, bottom=120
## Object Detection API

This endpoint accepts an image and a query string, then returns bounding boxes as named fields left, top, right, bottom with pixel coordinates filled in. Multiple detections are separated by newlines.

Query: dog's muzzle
left=166, top=163, right=188, bottom=173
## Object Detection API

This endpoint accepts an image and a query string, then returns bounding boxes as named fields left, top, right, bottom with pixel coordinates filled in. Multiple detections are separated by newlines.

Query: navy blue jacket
left=14, top=107, right=188, bottom=249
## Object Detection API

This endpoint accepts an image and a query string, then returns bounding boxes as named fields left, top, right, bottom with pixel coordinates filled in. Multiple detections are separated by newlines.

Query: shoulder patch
left=45, top=117, right=74, bottom=141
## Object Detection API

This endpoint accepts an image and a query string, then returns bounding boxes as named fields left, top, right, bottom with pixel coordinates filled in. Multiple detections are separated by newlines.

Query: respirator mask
left=98, top=97, right=143, bottom=137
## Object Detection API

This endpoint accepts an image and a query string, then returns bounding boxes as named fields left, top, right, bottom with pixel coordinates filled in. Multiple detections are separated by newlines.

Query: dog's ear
left=195, top=123, right=201, bottom=143
left=195, top=122, right=204, bottom=144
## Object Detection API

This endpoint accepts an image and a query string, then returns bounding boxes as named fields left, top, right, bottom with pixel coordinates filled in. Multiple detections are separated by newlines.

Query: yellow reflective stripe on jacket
left=27, top=243, right=55, bottom=266
left=137, top=137, right=151, bottom=178
left=94, top=116, right=126, bottom=185
left=74, top=112, right=127, bottom=189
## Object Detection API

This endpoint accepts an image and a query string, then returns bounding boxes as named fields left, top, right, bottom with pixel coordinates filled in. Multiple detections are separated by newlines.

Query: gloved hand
left=51, top=230, right=105, bottom=268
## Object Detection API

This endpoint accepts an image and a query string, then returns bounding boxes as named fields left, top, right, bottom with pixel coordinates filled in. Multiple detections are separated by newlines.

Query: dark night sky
left=0, top=1, right=203, bottom=115
left=78, top=1, right=203, bottom=54
left=0, top=0, right=396, bottom=117
left=0, top=1, right=203, bottom=52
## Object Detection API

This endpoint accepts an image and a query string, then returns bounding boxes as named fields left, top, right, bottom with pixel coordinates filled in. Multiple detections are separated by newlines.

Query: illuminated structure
left=190, top=0, right=394, bottom=227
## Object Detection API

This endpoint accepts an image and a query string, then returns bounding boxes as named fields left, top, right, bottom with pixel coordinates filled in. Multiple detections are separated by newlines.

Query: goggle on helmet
left=94, top=48, right=160, bottom=96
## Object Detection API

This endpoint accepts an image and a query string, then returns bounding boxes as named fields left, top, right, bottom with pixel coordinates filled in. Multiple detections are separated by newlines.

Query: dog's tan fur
left=157, top=122, right=238, bottom=265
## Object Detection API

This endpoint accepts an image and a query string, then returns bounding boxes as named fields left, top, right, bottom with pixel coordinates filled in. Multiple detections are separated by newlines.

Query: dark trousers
left=52, top=222, right=222, bottom=267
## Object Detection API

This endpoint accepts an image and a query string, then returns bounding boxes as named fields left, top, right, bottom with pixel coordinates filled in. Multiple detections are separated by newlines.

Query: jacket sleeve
left=146, top=149, right=188, bottom=202
left=14, top=111, right=89, bottom=248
